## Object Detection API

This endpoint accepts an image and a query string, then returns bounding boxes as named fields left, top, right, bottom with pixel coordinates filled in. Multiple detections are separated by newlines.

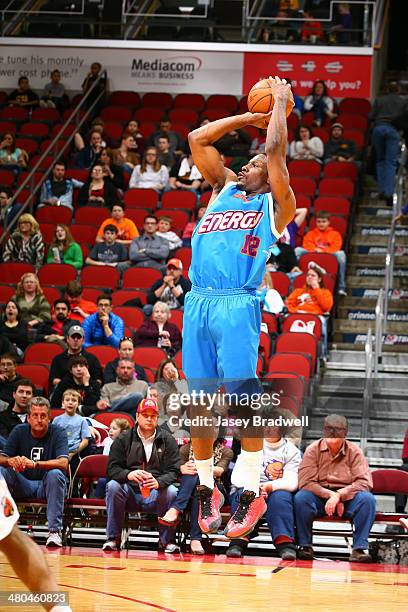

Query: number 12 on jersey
left=240, top=234, right=260, bottom=258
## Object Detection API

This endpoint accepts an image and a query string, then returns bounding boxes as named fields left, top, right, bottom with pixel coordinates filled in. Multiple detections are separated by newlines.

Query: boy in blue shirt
left=53, top=389, right=90, bottom=467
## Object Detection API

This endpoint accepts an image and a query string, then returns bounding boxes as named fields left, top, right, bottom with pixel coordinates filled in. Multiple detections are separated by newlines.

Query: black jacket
left=0, top=406, right=28, bottom=438
left=49, top=349, right=103, bottom=386
left=50, top=373, right=101, bottom=416
left=103, top=358, right=147, bottom=384
left=147, top=275, right=192, bottom=307
left=267, top=243, right=298, bottom=274
left=36, top=318, right=80, bottom=343
left=107, top=426, right=180, bottom=490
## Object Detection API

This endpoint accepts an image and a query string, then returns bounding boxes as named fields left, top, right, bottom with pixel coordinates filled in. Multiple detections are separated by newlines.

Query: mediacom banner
left=243, top=52, right=372, bottom=98
left=0, top=46, right=243, bottom=95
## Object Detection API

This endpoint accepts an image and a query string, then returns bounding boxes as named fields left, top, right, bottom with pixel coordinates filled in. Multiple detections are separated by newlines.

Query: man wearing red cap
left=145, top=258, right=191, bottom=316
left=103, top=398, right=180, bottom=552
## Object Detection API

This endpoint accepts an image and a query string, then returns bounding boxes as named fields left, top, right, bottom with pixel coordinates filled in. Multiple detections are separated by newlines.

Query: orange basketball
left=247, top=78, right=293, bottom=117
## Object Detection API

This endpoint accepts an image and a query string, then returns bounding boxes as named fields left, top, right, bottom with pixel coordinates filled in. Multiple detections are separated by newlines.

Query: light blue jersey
left=190, top=181, right=280, bottom=290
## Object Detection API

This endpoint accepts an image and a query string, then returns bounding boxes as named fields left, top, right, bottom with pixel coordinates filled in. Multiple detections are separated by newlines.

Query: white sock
left=239, top=449, right=263, bottom=495
left=50, top=606, right=72, bottom=612
left=195, top=457, right=214, bottom=489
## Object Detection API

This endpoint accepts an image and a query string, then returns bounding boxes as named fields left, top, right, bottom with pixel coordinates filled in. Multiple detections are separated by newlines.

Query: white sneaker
left=46, top=532, right=62, bottom=547
left=102, top=539, right=120, bottom=551
left=338, top=289, right=347, bottom=296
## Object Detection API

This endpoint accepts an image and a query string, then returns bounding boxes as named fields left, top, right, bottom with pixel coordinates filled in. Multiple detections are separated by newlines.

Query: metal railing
left=360, top=326, right=373, bottom=454
left=0, top=68, right=107, bottom=247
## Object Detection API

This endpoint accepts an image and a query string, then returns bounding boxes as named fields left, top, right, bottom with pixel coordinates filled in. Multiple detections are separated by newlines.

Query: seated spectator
left=49, top=324, right=102, bottom=389
left=124, top=119, right=145, bottom=158
left=300, top=9, right=324, bottom=43
left=324, top=122, right=357, bottom=163
left=0, top=354, right=22, bottom=407
left=0, top=132, right=28, bottom=173
left=157, top=135, right=175, bottom=170
left=285, top=79, right=304, bottom=118
left=36, top=299, right=78, bottom=344
left=148, top=117, right=185, bottom=155
left=3, top=214, right=45, bottom=271
left=214, top=128, right=252, bottom=158
left=134, top=302, right=182, bottom=356
left=182, top=206, right=206, bottom=247
left=86, top=224, right=129, bottom=268
left=96, top=359, right=148, bottom=418
left=289, top=125, right=324, bottom=162
left=257, top=271, right=284, bottom=314
left=280, top=207, right=309, bottom=250
left=112, top=134, right=140, bottom=174
left=267, top=240, right=302, bottom=284
left=64, top=280, right=98, bottom=323
left=11, top=272, right=51, bottom=331
left=51, top=356, right=101, bottom=415
left=129, top=147, right=169, bottom=193
left=294, top=413, right=376, bottom=563
left=95, top=417, right=131, bottom=498
left=46, top=224, right=83, bottom=270
left=0, top=379, right=35, bottom=448
left=154, top=358, right=185, bottom=398
left=156, top=216, right=183, bottom=253
left=0, top=396, right=68, bottom=548
left=0, top=300, right=28, bottom=356
left=104, top=336, right=148, bottom=384
left=102, top=398, right=180, bottom=552
left=168, top=151, right=202, bottom=193
left=0, top=186, right=21, bottom=230
left=95, top=202, right=139, bottom=245
left=159, top=434, right=233, bottom=555
left=77, top=164, right=117, bottom=208
left=329, top=2, right=353, bottom=44
left=75, top=129, right=103, bottom=169
left=83, top=294, right=124, bottom=348
left=249, top=129, right=267, bottom=156
left=7, top=76, right=39, bottom=111
left=99, top=147, right=125, bottom=191
left=303, top=80, right=337, bottom=127
left=146, top=258, right=191, bottom=314
left=40, top=69, right=66, bottom=110
left=155, top=358, right=181, bottom=385
left=74, top=117, right=108, bottom=152
left=53, top=389, right=90, bottom=474
left=39, top=161, right=84, bottom=211
left=226, top=416, right=301, bottom=559
left=295, top=210, right=347, bottom=295
left=127, top=215, right=169, bottom=273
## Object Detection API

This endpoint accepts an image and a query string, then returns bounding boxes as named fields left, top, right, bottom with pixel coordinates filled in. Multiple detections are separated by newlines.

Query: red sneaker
left=224, top=490, right=266, bottom=539
left=197, top=485, right=225, bottom=534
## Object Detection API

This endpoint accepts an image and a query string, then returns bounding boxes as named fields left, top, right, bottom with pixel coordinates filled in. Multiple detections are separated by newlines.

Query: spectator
left=330, top=2, right=353, bottom=44
left=0, top=335, right=16, bottom=361
left=169, top=151, right=202, bottom=193
left=147, top=258, right=191, bottom=313
left=157, top=135, right=175, bottom=169
left=81, top=62, right=106, bottom=113
left=51, top=355, right=101, bottom=416
left=123, top=119, right=145, bottom=157
left=0, top=186, right=21, bottom=230
left=0, top=379, right=35, bottom=448
left=75, top=130, right=103, bottom=169
left=156, top=216, right=183, bottom=253
left=300, top=9, right=324, bottom=43
left=36, top=299, right=78, bottom=344
left=126, top=215, right=169, bottom=273
left=296, top=210, right=347, bottom=295
left=182, top=206, right=206, bottom=247
left=0, top=300, right=28, bottom=356
left=64, top=280, right=98, bottom=323
left=102, top=398, right=180, bottom=552
left=267, top=239, right=302, bottom=284
left=39, top=161, right=84, bottom=211
left=129, top=147, right=169, bottom=193
left=46, top=224, right=83, bottom=270
left=303, top=80, right=337, bottom=127
left=112, top=133, right=140, bottom=174
left=369, top=82, right=407, bottom=205
left=294, top=413, right=376, bottom=562
left=95, top=417, right=131, bottom=498
left=74, top=117, right=108, bottom=152
left=289, top=125, right=324, bottom=162
left=0, top=396, right=69, bottom=548
left=285, top=79, right=304, bottom=118
left=0, top=354, right=22, bottom=407
left=40, top=69, right=66, bottom=110
left=95, top=202, right=139, bottom=245
left=3, top=214, right=45, bottom=271
left=324, top=123, right=357, bottom=163
left=214, top=129, right=252, bottom=159
left=280, top=207, right=309, bottom=250
left=155, top=358, right=181, bottom=385
left=85, top=224, right=129, bottom=268
left=49, top=324, right=102, bottom=389
left=0, top=133, right=28, bottom=173
left=134, top=302, right=182, bottom=356
left=53, top=389, right=90, bottom=474
left=77, top=164, right=117, bottom=208
left=11, top=273, right=51, bottom=330
left=99, top=147, right=125, bottom=191
left=83, top=294, right=124, bottom=348
left=96, top=358, right=148, bottom=418
left=7, top=76, right=39, bottom=111
left=148, top=117, right=185, bottom=155
left=104, top=336, right=148, bottom=384
left=226, top=416, right=301, bottom=559
left=257, top=271, right=284, bottom=314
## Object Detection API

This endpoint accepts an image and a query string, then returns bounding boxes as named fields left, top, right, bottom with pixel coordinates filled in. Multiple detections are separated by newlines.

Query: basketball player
left=0, top=474, right=72, bottom=612
left=183, top=76, right=296, bottom=538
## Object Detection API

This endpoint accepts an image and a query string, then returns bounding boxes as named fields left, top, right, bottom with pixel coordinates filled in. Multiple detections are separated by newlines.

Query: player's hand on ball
left=247, top=111, right=273, bottom=128
left=268, top=76, right=295, bottom=110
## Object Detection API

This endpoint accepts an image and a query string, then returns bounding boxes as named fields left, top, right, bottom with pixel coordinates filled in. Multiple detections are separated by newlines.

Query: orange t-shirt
left=67, top=298, right=98, bottom=322
left=286, top=286, right=333, bottom=316
left=96, top=217, right=139, bottom=241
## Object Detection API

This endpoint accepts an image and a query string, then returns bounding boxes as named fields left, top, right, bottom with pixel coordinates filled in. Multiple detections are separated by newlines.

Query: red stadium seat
left=0, top=120, right=17, bottom=134
left=111, top=289, right=147, bottom=306
left=338, top=97, right=371, bottom=115
left=19, top=122, right=49, bottom=139
left=318, top=178, right=354, bottom=199
left=24, top=343, right=64, bottom=366
left=278, top=395, right=300, bottom=417
left=281, top=313, right=322, bottom=339
left=138, top=121, right=157, bottom=140
left=161, top=190, right=196, bottom=211
left=173, top=247, right=192, bottom=270
left=16, top=364, right=50, bottom=395
left=0, top=285, right=15, bottom=305
left=371, top=469, right=408, bottom=495
left=124, top=188, right=158, bottom=209
left=270, top=272, right=290, bottom=297
left=122, top=267, right=162, bottom=289
left=168, top=108, right=199, bottom=126
left=133, top=347, right=168, bottom=370
left=112, top=306, right=144, bottom=331
left=80, top=266, right=120, bottom=290
left=28, top=155, right=54, bottom=171
left=202, top=109, right=228, bottom=122
left=156, top=209, right=190, bottom=230
left=323, top=161, right=358, bottom=181
left=200, top=191, right=212, bottom=206
left=15, top=137, right=38, bottom=156
left=290, top=177, right=316, bottom=197
left=288, top=160, right=321, bottom=180
left=0, top=169, right=15, bottom=186
left=174, top=93, right=205, bottom=111
left=268, top=352, right=312, bottom=381
left=298, top=252, right=339, bottom=279
left=134, top=108, right=163, bottom=123
left=70, top=224, right=97, bottom=244
left=169, top=309, right=184, bottom=332
left=170, top=123, right=190, bottom=140
left=81, top=287, right=100, bottom=303
left=294, top=194, right=312, bottom=211
left=314, top=196, right=351, bottom=217
left=259, top=331, right=272, bottom=363
left=0, top=107, right=29, bottom=122
left=142, top=92, right=173, bottom=109
left=239, top=96, right=248, bottom=113
left=126, top=209, right=152, bottom=229
left=86, top=345, right=118, bottom=368
left=75, top=206, right=109, bottom=225
left=39, top=223, right=56, bottom=244
left=103, top=122, right=124, bottom=146
left=343, top=128, right=365, bottom=150
left=50, top=122, right=76, bottom=140
left=312, top=127, right=330, bottom=143
left=261, top=311, right=278, bottom=334
left=108, top=91, right=141, bottom=108
left=50, top=408, right=64, bottom=420
left=65, top=169, right=89, bottom=182
left=336, top=113, right=368, bottom=130
left=38, top=263, right=77, bottom=287
left=205, top=95, right=238, bottom=113
left=309, top=214, right=347, bottom=237
left=101, top=107, right=132, bottom=123
left=263, top=371, right=305, bottom=406
left=276, top=332, right=318, bottom=372
left=42, top=286, right=63, bottom=305
left=31, top=108, right=60, bottom=124
left=0, top=262, right=34, bottom=284
left=36, top=206, right=72, bottom=225
left=293, top=273, right=335, bottom=294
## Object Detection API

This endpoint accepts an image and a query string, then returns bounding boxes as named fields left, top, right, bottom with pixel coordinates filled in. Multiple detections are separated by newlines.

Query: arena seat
left=142, top=92, right=173, bottom=109
left=343, top=128, right=365, bottom=150
left=16, top=364, right=50, bottom=395
left=111, top=289, right=147, bottom=306
left=281, top=313, right=322, bottom=339
left=19, top=122, right=50, bottom=139
left=80, top=266, right=120, bottom=291
left=205, top=94, right=238, bottom=113
left=15, top=137, right=39, bottom=156
left=81, top=287, right=101, bottom=303
left=268, top=353, right=312, bottom=381
left=275, top=331, right=319, bottom=372
left=38, top=263, right=77, bottom=287
left=336, top=113, right=368, bottom=130
left=0, top=285, right=15, bottom=305
left=298, top=252, right=339, bottom=280
left=200, top=191, right=212, bottom=206
left=133, top=347, right=168, bottom=370
left=269, top=272, right=290, bottom=297
left=70, top=224, right=97, bottom=244
left=0, top=262, right=34, bottom=284
left=112, top=306, right=144, bottom=332
left=261, top=311, right=278, bottom=334
left=24, top=343, right=64, bottom=366
left=124, top=188, right=158, bottom=209
left=0, top=106, right=29, bottom=122
left=161, top=190, right=196, bottom=211
left=93, top=413, right=135, bottom=428
left=101, top=106, right=132, bottom=123
left=107, top=91, right=141, bottom=108
left=75, top=206, right=110, bottom=225
left=0, top=169, right=16, bottom=187
left=290, top=177, right=316, bottom=198
left=103, top=121, right=124, bottom=145
left=288, top=160, right=321, bottom=180
left=134, top=107, right=163, bottom=123
left=323, top=161, right=358, bottom=181
left=173, top=93, right=205, bottom=111
left=86, top=345, right=118, bottom=368
left=168, top=108, right=199, bottom=126
left=173, top=247, right=192, bottom=270
left=293, top=272, right=335, bottom=294
left=156, top=209, right=190, bottom=230
left=338, top=97, right=371, bottom=115
left=31, top=108, right=60, bottom=124
left=0, top=120, right=17, bottom=135
left=263, top=371, right=305, bottom=407
left=309, top=214, right=347, bottom=237
left=36, top=206, right=72, bottom=225
left=122, top=267, right=162, bottom=290
left=314, top=196, right=351, bottom=217
left=126, top=208, right=153, bottom=228
left=169, top=309, right=184, bottom=332
left=42, top=286, right=63, bottom=304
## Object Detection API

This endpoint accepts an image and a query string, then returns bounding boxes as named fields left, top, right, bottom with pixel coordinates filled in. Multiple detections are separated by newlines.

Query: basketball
left=247, top=78, right=293, bottom=117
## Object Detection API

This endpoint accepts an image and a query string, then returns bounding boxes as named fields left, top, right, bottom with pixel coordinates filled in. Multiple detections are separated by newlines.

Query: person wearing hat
left=103, top=397, right=180, bottom=552
left=145, top=258, right=191, bottom=316
left=324, top=123, right=357, bottom=163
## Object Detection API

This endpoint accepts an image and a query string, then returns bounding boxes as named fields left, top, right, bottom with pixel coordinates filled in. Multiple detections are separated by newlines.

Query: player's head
left=237, top=154, right=269, bottom=193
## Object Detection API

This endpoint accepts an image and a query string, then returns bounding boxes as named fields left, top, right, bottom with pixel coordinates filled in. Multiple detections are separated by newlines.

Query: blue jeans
left=295, top=246, right=346, bottom=291
left=294, top=489, right=376, bottom=550
left=372, top=123, right=400, bottom=197
left=231, top=487, right=295, bottom=541
left=0, top=434, right=6, bottom=450
left=105, top=480, right=177, bottom=544
left=0, top=466, right=66, bottom=532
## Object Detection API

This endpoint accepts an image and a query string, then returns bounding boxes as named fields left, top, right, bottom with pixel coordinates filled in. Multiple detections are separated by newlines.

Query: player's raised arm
left=265, top=76, right=296, bottom=233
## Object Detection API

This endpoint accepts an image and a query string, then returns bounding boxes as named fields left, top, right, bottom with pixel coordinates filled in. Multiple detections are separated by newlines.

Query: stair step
left=337, top=306, right=408, bottom=322
left=347, top=264, right=408, bottom=277
left=351, top=233, right=408, bottom=246
left=345, top=275, right=408, bottom=288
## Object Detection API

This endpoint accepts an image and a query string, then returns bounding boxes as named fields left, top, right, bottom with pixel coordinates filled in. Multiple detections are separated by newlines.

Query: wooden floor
left=1, top=547, right=408, bottom=611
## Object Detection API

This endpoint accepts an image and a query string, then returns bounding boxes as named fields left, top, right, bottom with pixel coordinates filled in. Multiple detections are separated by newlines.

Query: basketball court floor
left=1, top=547, right=407, bottom=611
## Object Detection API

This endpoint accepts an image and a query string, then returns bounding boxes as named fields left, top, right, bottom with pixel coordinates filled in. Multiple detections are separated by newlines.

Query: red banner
left=243, top=52, right=372, bottom=98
